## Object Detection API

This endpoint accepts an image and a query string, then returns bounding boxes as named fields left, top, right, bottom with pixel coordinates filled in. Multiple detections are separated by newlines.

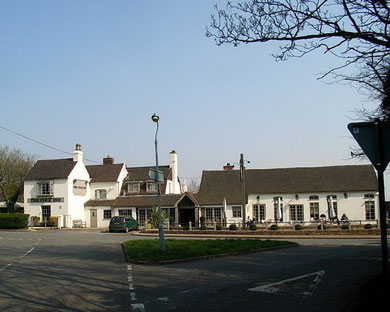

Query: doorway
left=90, top=209, right=97, bottom=228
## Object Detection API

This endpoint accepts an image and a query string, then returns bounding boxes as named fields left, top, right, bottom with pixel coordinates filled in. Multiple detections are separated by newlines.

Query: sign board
left=28, top=197, right=64, bottom=203
left=148, top=168, right=164, bottom=183
left=347, top=121, right=390, bottom=169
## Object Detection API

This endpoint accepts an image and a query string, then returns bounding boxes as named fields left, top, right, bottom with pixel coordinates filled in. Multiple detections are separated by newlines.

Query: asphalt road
left=0, top=230, right=387, bottom=312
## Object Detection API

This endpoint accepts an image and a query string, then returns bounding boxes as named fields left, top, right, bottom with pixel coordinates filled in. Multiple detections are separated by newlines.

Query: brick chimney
left=103, top=155, right=114, bottom=165
left=223, top=163, right=234, bottom=170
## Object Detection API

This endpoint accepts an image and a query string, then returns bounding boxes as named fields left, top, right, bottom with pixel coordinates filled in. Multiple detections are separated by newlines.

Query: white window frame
left=310, top=202, right=319, bottom=220
left=146, top=182, right=157, bottom=193
left=103, top=209, right=112, bottom=219
left=232, top=206, right=242, bottom=218
left=37, top=182, right=53, bottom=197
left=127, top=182, right=140, bottom=193
left=365, top=201, right=375, bottom=220
left=95, top=189, right=107, bottom=200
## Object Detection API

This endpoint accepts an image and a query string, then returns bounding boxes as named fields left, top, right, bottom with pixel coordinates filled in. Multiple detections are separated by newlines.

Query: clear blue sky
left=0, top=1, right=388, bottom=196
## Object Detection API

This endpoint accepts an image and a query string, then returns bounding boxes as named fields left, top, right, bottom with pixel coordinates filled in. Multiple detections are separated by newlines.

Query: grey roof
left=197, top=165, right=378, bottom=205
left=113, top=193, right=199, bottom=208
left=86, top=163, right=125, bottom=183
left=24, top=159, right=77, bottom=181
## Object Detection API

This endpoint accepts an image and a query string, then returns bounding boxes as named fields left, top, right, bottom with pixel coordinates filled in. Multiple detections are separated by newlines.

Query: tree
left=187, top=178, right=200, bottom=193
left=150, top=207, right=168, bottom=229
left=206, top=0, right=390, bottom=120
left=0, top=146, right=35, bottom=213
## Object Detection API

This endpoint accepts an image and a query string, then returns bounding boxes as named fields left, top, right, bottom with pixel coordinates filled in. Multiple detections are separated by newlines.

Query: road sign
left=149, top=168, right=164, bottom=183
left=347, top=121, right=390, bottom=169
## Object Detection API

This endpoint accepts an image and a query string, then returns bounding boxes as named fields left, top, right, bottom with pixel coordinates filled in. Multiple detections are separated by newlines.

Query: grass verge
left=123, top=238, right=296, bottom=263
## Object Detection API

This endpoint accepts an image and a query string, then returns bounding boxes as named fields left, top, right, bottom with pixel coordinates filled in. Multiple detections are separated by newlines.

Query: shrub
left=320, top=214, right=326, bottom=218
left=30, top=216, right=40, bottom=226
left=364, top=224, right=373, bottom=229
left=46, top=216, right=58, bottom=227
left=294, top=224, right=303, bottom=230
left=200, top=225, right=207, bottom=230
left=183, top=225, right=189, bottom=231
left=270, top=224, right=278, bottom=231
left=169, top=216, right=175, bottom=225
left=249, top=223, right=257, bottom=231
left=200, top=216, right=206, bottom=226
left=216, top=224, right=222, bottom=230
left=0, top=214, right=29, bottom=229
left=341, top=224, right=349, bottom=230
left=317, top=224, right=327, bottom=230
left=229, top=224, right=237, bottom=231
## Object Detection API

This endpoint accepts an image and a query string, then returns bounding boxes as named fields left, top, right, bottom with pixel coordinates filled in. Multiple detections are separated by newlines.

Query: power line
left=0, top=124, right=99, bottom=164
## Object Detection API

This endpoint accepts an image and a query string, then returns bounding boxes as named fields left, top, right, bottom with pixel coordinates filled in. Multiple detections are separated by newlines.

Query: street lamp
left=151, top=113, right=166, bottom=253
left=232, top=155, right=250, bottom=228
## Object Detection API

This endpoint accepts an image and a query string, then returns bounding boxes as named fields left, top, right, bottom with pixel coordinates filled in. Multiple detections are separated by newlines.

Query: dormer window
left=127, top=182, right=140, bottom=193
left=309, top=195, right=319, bottom=200
left=95, top=189, right=107, bottom=200
left=146, top=182, right=157, bottom=192
left=364, top=193, right=375, bottom=199
left=37, top=182, right=53, bottom=197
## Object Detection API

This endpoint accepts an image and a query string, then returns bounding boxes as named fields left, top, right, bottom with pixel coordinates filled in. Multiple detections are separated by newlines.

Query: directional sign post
left=348, top=120, right=389, bottom=277
left=149, top=168, right=164, bottom=183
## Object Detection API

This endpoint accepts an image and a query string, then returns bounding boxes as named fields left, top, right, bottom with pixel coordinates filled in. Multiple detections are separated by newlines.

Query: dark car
left=109, top=216, right=138, bottom=233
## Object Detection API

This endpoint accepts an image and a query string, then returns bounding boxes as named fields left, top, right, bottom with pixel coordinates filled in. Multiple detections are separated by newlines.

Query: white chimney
left=73, top=143, right=83, bottom=162
left=169, top=150, right=180, bottom=194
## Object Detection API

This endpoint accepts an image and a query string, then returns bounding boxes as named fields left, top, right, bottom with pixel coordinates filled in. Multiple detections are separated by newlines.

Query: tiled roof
left=84, top=200, right=115, bottom=207
left=86, top=164, right=125, bottom=183
left=113, top=193, right=199, bottom=208
left=24, top=159, right=77, bottom=181
left=197, top=165, right=378, bottom=205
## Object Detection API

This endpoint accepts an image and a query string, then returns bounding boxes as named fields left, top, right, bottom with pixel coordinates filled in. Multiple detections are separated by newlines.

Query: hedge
left=0, top=214, right=30, bottom=229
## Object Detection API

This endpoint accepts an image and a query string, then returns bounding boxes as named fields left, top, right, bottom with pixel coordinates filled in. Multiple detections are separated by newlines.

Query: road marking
left=248, top=270, right=325, bottom=297
left=0, top=263, right=12, bottom=272
left=158, top=296, right=169, bottom=302
left=127, top=265, right=132, bottom=271
left=130, top=303, right=145, bottom=312
left=128, top=275, right=133, bottom=282
left=130, top=292, right=137, bottom=300
left=20, top=247, right=35, bottom=259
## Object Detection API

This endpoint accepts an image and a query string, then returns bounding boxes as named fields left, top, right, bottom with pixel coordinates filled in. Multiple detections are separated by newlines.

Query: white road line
left=129, top=283, right=134, bottom=290
left=0, top=264, right=12, bottom=272
left=130, top=303, right=145, bottom=312
left=20, top=247, right=35, bottom=259
left=128, top=275, right=133, bottom=282
left=127, top=265, right=132, bottom=271
left=130, top=292, right=137, bottom=301
left=248, top=270, right=325, bottom=296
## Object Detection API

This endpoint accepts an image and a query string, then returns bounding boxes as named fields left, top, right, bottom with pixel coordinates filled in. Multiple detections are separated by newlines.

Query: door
left=90, top=209, right=97, bottom=228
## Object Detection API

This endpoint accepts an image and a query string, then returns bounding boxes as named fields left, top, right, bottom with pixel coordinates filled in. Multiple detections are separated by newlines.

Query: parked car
left=109, top=216, right=138, bottom=233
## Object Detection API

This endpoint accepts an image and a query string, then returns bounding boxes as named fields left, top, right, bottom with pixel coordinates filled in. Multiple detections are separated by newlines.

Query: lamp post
left=151, top=113, right=166, bottom=253
left=239, top=154, right=250, bottom=228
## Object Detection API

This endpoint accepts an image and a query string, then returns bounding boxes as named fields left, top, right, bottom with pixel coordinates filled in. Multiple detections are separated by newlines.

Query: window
left=309, top=195, right=319, bottom=200
left=290, top=205, right=304, bottom=221
left=95, top=189, right=107, bottom=199
left=310, top=202, right=319, bottom=220
left=103, top=209, right=112, bottom=219
left=42, top=205, right=51, bottom=221
left=364, top=193, right=375, bottom=199
left=253, top=204, right=265, bottom=221
left=365, top=201, right=375, bottom=220
left=146, top=182, right=157, bottom=192
left=37, top=182, right=53, bottom=196
left=205, top=207, right=222, bottom=222
left=118, top=209, right=132, bottom=217
left=127, top=182, right=140, bottom=193
left=232, top=206, right=242, bottom=218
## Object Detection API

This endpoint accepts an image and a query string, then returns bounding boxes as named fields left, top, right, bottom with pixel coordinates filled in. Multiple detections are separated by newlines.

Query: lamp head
left=151, top=113, right=159, bottom=123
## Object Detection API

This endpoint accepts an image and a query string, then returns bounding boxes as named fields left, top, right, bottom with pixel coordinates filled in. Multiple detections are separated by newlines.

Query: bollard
left=213, top=221, right=216, bottom=231
left=189, top=221, right=192, bottom=231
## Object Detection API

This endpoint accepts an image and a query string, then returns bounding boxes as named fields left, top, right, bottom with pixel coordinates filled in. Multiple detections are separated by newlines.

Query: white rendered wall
left=245, top=192, right=379, bottom=223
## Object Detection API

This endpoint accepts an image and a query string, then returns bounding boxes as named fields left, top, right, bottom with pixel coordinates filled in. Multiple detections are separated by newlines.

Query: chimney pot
left=223, top=163, right=234, bottom=171
left=103, top=155, right=114, bottom=165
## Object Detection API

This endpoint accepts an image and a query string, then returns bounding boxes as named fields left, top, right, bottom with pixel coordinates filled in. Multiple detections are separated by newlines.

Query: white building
left=24, top=144, right=90, bottom=227
left=197, top=165, right=379, bottom=226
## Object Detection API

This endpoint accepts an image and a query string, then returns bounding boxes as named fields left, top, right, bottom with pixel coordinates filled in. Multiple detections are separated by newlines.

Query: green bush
left=270, top=224, right=278, bottom=231
left=46, top=216, right=58, bottom=227
left=216, top=224, right=222, bottom=230
left=317, top=224, right=327, bottom=230
left=169, top=216, right=175, bottom=225
left=200, top=225, right=207, bottom=230
left=341, top=224, right=349, bottom=230
left=364, top=224, right=373, bottom=229
left=0, top=214, right=29, bottom=229
left=30, top=216, right=40, bottom=226
left=249, top=223, right=257, bottom=231
left=200, top=216, right=206, bottom=226
left=229, top=224, right=237, bottom=231
left=183, top=225, right=189, bottom=231
left=294, top=224, right=303, bottom=230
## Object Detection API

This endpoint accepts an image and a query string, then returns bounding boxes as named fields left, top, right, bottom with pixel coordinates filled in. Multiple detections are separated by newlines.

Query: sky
left=0, top=1, right=388, bottom=197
